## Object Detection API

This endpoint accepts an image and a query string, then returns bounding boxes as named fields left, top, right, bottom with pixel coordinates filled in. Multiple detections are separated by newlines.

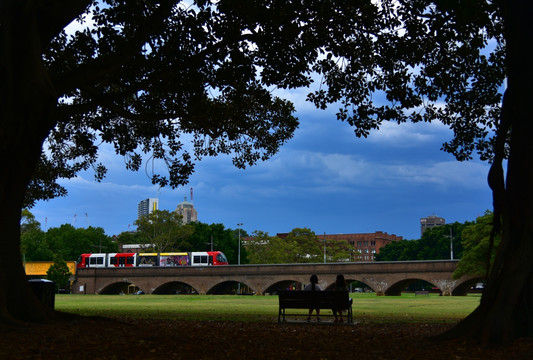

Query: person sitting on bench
left=303, top=274, right=322, bottom=322
left=332, top=274, right=347, bottom=322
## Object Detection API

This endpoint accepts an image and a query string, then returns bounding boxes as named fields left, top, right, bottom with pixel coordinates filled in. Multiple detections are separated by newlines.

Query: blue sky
left=30, top=86, right=493, bottom=241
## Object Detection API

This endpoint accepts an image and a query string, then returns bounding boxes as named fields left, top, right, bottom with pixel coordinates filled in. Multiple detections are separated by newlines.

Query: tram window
left=193, top=255, right=208, bottom=264
left=126, top=257, right=134, bottom=265
left=110, top=257, right=118, bottom=265
left=90, top=257, right=104, bottom=265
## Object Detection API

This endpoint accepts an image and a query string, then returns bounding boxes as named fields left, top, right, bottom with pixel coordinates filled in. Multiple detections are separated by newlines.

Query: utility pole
left=450, top=228, right=454, bottom=260
left=323, top=232, right=327, bottom=263
left=237, top=223, right=243, bottom=294
left=205, top=235, right=214, bottom=251
left=445, top=228, right=454, bottom=260
left=237, top=223, right=243, bottom=265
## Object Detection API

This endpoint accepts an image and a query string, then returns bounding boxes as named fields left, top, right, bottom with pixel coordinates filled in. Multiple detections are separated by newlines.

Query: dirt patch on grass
left=1, top=317, right=532, bottom=359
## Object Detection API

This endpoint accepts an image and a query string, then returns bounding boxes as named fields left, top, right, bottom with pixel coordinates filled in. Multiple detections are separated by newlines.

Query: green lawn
left=56, top=293, right=481, bottom=324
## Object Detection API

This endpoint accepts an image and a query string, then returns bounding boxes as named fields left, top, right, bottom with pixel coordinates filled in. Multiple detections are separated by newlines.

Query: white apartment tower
left=137, top=198, right=159, bottom=220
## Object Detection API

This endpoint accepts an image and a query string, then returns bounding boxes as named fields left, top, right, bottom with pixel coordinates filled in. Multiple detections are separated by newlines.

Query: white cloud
left=366, top=121, right=451, bottom=147
left=58, top=173, right=157, bottom=195
left=187, top=145, right=490, bottom=204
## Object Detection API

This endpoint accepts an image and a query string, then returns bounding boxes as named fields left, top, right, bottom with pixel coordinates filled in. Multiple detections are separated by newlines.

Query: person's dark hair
left=310, top=274, right=318, bottom=290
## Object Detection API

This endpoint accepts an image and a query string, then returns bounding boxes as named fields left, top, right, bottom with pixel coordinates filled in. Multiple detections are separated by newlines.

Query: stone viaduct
left=73, top=260, right=480, bottom=296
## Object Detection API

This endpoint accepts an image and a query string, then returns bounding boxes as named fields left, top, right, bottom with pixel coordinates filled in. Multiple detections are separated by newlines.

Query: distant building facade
left=176, top=197, right=198, bottom=224
left=317, top=231, right=403, bottom=262
left=137, top=198, right=159, bottom=220
left=420, top=215, right=445, bottom=236
left=275, top=231, right=403, bottom=262
left=120, top=243, right=155, bottom=253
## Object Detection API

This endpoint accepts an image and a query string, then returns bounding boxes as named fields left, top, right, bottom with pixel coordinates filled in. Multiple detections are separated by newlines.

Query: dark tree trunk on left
left=0, top=3, right=58, bottom=323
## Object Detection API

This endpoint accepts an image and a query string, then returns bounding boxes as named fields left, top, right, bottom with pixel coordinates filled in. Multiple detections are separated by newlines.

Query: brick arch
left=152, top=280, right=196, bottom=294
left=74, top=260, right=465, bottom=296
left=384, top=278, right=438, bottom=296
left=247, top=274, right=338, bottom=295
left=98, top=281, right=135, bottom=294
left=451, top=275, right=484, bottom=296
left=324, top=276, right=377, bottom=292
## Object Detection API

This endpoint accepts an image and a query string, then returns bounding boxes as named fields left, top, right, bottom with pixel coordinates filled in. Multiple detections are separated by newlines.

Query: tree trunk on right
left=439, top=1, right=533, bottom=344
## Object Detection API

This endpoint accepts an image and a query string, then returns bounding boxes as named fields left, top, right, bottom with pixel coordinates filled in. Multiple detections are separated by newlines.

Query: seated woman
left=332, top=274, right=347, bottom=322
left=303, top=274, right=322, bottom=322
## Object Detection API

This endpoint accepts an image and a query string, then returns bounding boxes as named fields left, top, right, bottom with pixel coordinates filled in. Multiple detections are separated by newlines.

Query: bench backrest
left=278, top=290, right=351, bottom=309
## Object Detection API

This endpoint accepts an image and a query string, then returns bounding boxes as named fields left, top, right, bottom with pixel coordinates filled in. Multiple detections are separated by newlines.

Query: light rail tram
left=76, top=251, right=228, bottom=268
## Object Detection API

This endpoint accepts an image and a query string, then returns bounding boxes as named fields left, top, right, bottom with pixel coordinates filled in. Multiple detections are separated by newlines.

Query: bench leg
left=278, top=308, right=286, bottom=323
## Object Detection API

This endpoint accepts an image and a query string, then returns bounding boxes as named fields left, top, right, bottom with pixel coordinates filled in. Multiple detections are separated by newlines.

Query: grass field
left=56, top=293, right=481, bottom=324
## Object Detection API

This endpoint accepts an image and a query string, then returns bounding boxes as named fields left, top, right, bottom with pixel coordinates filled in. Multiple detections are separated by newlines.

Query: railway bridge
left=73, top=260, right=480, bottom=296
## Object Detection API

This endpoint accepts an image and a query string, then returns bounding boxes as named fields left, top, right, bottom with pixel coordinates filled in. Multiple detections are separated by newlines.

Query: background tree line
left=23, top=208, right=355, bottom=266
left=24, top=206, right=494, bottom=278
left=245, top=228, right=353, bottom=264
left=118, top=210, right=250, bottom=265
left=21, top=208, right=250, bottom=264
left=376, top=211, right=497, bottom=280
left=21, top=209, right=117, bottom=262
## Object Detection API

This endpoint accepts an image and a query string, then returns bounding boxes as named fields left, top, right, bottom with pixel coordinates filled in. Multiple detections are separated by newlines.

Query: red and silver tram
left=76, top=251, right=228, bottom=268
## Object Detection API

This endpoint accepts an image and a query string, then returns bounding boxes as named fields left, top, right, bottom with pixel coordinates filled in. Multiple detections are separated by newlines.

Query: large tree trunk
left=0, top=2, right=58, bottom=324
left=439, top=2, right=533, bottom=344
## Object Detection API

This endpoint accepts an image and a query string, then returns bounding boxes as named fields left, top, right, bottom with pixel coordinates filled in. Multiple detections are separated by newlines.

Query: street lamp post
left=323, top=232, right=326, bottom=263
left=445, top=228, right=454, bottom=260
left=449, top=228, right=454, bottom=260
left=237, top=223, right=243, bottom=265
left=237, top=223, right=243, bottom=295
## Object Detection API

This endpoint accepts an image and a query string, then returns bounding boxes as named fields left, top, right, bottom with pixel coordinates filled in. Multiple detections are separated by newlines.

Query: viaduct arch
left=73, top=260, right=480, bottom=296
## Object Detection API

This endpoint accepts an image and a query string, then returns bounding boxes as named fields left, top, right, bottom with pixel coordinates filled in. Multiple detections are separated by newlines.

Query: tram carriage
left=77, top=251, right=228, bottom=268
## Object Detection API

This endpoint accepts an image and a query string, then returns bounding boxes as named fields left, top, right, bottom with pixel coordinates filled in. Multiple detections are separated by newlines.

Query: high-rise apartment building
left=176, top=197, right=197, bottom=224
left=420, top=215, right=445, bottom=236
left=137, top=198, right=159, bottom=220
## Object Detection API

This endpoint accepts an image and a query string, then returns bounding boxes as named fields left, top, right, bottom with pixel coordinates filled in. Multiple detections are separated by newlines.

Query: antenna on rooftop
left=72, top=214, right=77, bottom=225
left=190, top=187, right=193, bottom=202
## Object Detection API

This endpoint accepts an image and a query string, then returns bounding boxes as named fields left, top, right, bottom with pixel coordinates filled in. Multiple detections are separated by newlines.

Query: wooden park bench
left=278, top=290, right=353, bottom=323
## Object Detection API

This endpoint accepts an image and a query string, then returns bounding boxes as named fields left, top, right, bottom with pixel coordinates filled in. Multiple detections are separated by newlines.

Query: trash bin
left=28, top=279, right=55, bottom=309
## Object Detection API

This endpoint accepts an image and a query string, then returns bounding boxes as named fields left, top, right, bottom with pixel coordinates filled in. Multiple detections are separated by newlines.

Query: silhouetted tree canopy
left=2, top=0, right=532, bottom=345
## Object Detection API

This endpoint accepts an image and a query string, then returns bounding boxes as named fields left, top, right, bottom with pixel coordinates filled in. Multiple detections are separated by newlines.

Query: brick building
left=276, top=231, right=403, bottom=262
